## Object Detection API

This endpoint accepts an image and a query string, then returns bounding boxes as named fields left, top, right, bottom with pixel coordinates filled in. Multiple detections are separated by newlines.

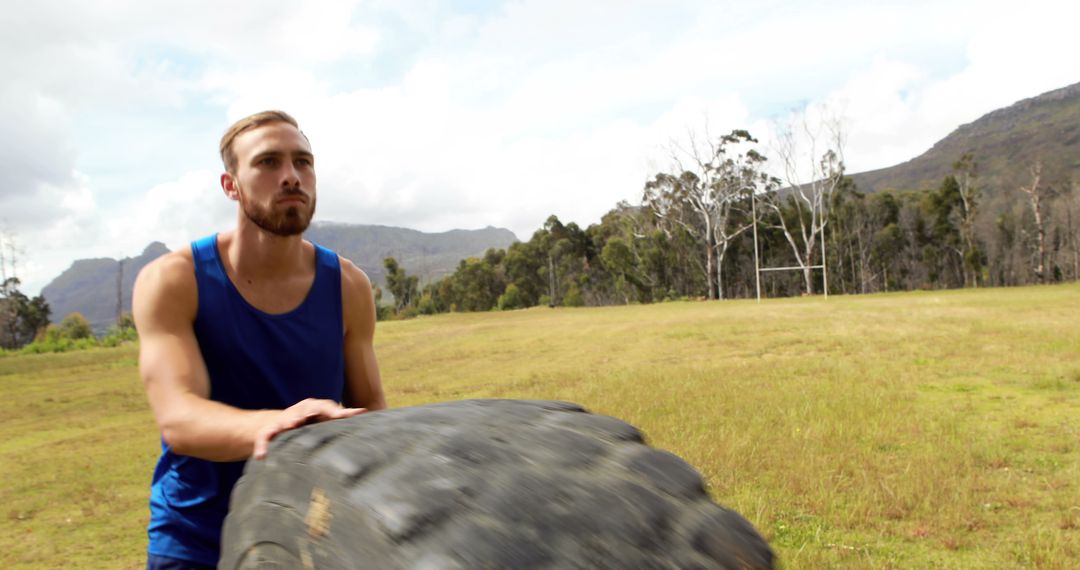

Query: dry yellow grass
left=2, top=283, right=1078, bottom=568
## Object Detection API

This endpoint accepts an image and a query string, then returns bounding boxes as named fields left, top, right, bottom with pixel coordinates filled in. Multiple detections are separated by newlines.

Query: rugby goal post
left=750, top=191, right=828, bottom=302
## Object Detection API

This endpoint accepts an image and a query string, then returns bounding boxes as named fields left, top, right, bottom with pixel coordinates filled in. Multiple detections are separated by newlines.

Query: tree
left=762, top=110, right=846, bottom=295
left=951, top=153, right=982, bottom=287
left=0, top=277, right=51, bottom=349
left=825, top=178, right=868, bottom=294
left=448, top=255, right=504, bottom=311
left=383, top=257, right=419, bottom=312
left=644, top=129, right=775, bottom=299
left=866, top=192, right=905, bottom=292
left=590, top=202, right=678, bottom=303
left=503, top=240, right=546, bottom=307
left=533, top=218, right=561, bottom=306
left=1019, top=160, right=1048, bottom=283
left=497, top=283, right=527, bottom=310
left=922, top=176, right=966, bottom=288
left=1062, top=179, right=1080, bottom=281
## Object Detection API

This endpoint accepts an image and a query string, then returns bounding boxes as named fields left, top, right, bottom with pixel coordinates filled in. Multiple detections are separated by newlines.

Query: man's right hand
left=252, top=399, right=367, bottom=460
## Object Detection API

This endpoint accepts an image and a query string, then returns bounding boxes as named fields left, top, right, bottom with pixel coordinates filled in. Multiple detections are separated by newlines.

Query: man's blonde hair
left=219, top=110, right=302, bottom=173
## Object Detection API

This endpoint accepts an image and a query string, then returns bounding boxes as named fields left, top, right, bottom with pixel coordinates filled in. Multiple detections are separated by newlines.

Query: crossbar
left=758, top=265, right=824, bottom=273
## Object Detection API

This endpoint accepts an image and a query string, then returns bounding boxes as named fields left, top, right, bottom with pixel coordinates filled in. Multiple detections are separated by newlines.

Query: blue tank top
left=147, top=234, right=345, bottom=565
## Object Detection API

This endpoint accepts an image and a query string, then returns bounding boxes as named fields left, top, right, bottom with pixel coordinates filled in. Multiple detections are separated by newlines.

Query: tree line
left=377, top=125, right=1078, bottom=318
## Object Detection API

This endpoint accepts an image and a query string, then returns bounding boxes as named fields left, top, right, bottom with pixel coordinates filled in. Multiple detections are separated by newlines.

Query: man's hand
left=252, top=398, right=367, bottom=460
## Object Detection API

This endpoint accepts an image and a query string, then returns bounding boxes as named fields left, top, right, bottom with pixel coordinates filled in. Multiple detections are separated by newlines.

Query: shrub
left=21, top=339, right=65, bottom=354
left=375, top=304, right=394, bottom=321
left=497, top=284, right=527, bottom=311
left=101, top=327, right=138, bottom=347
left=59, top=313, right=94, bottom=340
left=41, top=324, right=65, bottom=343
left=417, top=293, right=438, bottom=316
left=115, top=312, right=135, bottom=332
left=20, top=320, right=103, bottom=353
left=562, top=285, right=584, bottom=307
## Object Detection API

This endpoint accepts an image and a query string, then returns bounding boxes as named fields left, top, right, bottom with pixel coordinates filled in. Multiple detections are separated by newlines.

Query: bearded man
left=133, top=110, right=386, bottom=569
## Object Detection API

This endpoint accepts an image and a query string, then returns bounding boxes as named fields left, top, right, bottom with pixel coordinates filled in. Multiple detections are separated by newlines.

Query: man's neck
left=220, top=223, right=311, bottom=283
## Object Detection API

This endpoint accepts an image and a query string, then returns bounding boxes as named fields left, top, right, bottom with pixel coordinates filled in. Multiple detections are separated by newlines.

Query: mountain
left=40, top=224, right=518, bottom=333
left=41, top=242, right=169, bottom=335
left=304, top=222, right=518, bottom=287
left=849, top=81, right=1080, bottom=194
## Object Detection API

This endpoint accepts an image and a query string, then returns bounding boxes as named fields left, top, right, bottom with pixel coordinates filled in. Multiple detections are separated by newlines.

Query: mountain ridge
left=41, top=224, right=518, bottom=333
left=849, top=81, right=1080, bottom=193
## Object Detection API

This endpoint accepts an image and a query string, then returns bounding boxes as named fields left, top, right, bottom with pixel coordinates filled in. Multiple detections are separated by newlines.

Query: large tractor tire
left=219, top=399, right=774, bottom=569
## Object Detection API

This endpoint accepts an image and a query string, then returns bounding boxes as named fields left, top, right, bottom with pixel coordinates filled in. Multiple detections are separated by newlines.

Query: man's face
left=226, top=121, right=317, bottom=236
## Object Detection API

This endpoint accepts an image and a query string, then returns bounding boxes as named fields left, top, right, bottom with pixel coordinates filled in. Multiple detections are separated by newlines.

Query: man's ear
left=221, top=173, right=240, bottom=201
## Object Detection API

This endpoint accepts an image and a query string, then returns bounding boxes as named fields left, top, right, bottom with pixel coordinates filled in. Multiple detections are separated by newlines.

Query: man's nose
left=281, top=161, right=301, bottom=187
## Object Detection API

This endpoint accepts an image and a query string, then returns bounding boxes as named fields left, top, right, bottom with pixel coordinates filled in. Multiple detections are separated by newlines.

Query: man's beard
left=241, top=187, right=316, bottom=237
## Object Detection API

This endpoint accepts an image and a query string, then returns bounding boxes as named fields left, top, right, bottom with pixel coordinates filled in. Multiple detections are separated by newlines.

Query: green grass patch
left=3, top=283, right=1080, bottom=568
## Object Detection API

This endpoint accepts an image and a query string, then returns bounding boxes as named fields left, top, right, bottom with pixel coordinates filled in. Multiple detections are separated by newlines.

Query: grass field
left=2, top=284, right=1079, bottom=568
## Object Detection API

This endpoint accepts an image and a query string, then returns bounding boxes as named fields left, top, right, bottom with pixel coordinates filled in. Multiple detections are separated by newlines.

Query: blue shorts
left=146, top=554, right=216, bottom=570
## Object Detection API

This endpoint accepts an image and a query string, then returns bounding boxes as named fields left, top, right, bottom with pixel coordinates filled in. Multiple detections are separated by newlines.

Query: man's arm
left=134, top=252, right=364, bottom=462
left=340, top=258, right=387, bottom=411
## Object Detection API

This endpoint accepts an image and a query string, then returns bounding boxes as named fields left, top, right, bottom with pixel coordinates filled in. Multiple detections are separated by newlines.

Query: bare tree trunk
left=1020, top=161, right=1047, bottom=283
left=1067, top=201, right=1075, bottom=278
left=802, top=237, right=815, bottom=294
left=955, top=161, right=979, bottom=288
left=1068, top=181, right=1079, bottom=281
left=705, top=231, right=717, bottom=299
left=547, top=254, right=556, bottom=307
left=716, top=248, right=725, bottom=300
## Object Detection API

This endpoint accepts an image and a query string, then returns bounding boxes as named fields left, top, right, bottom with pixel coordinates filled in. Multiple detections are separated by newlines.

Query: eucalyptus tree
left=951, top=153, right=982, bottom=287
left=594, top=203, right=665, bottom=303
left=383, top=257, right=419, bottom=312
left=643, top=129, right=774, bottom=300
left=1019, top=160, right=1049, bottom=283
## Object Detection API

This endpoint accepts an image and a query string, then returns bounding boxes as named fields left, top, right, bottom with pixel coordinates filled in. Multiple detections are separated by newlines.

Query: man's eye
left=296, top=158, right=313, bottom=167
left=260, top=157, right=277, bottom=166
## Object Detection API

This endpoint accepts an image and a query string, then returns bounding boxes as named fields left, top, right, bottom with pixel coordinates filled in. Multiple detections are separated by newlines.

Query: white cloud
left=810, top=0, right=1080, bottom=176
left=4, top=0, right=1080, bottom=296
left=107, top=170, right=235, bottom=252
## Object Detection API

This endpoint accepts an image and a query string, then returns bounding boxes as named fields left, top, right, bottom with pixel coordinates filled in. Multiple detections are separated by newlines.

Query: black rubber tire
left=219, top=399, right=774, bottom=569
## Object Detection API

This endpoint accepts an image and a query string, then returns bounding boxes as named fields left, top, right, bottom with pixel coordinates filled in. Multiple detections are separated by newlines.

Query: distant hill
left=304, top=222, right=519, bottom=287
left=850, top=81, right=1080, bottom=194
left=41, top=242, right=169, bottom=335
left=41, top=224, right=518, bottom=333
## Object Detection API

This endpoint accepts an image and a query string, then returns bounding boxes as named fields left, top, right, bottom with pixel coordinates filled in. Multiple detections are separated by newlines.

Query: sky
left=2, top=0, right=1078, bottom=295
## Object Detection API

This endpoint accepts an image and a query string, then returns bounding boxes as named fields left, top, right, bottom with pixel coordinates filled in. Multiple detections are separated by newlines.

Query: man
left=133, top=110, right=386, bottom=569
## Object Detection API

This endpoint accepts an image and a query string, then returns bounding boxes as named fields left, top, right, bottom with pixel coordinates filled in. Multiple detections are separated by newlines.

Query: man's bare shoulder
left=338, top=256, right=373, bottom=295
left=338, top=256, right=376, bottom=337
left=133, top=249, right=198, bottom=323
left=137, top=250, right=196, bottom=290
